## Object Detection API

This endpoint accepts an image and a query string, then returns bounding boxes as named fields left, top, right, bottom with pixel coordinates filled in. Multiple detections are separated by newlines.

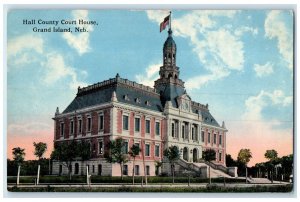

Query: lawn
left=7, top=175, right=246, bottom=184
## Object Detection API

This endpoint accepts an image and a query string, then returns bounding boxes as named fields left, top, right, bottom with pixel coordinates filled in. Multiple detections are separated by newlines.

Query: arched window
left=98, top=164, right=102, bottom=176
left=174, top=74, right=178, bottom=79
left=193, top=148, right=198, bottom=162
left=69, top=164, right=72, bottom=174
left=183, top=147, right=189, bottom=161
left=168, top=73, right=172, bottom=79
left=75, top=163, right=79, bottom=174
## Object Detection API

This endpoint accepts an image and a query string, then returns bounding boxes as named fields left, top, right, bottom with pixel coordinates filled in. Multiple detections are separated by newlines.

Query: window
left=146, top=120, right=150, bottom=133
left=145, top=144, right=150, bottom=156
left=219, top=135, right=222, bottom=145
left=59, top=165, right=62, bottom=175
left=182, top=125, right=185, bottom=138
left=135, top=165, right=140, bottom=175
left=123, top=165, right=128, bottom=175
left=134, top=142, right=140, bottom=149
left=135, top=98, right=141, bottom=103
left=87, top=165, right=90, bottom=173
left=98, top=164, right=102, bottom=176
left=78, top=119, right=82, bottom=134
left=98, top=140, right=103, bottom=154
left=155, top=165, right=159, bottom=176
left=123, top=94, right=130, bottom=101
left=87, top=117, right=92, bottom=132
left=201, top=131, right=205, bottom=142
left=193, top=125, right=198, bottom=141
left=192, top=127, right=195, bottom=140
left=92, top=165, right=95, bottom=173
left=171, top=123, right=175, bottom=137
left=75, top=163, right=79, bottom=174
left=146, top=165, right=150, bottom=175
left=174, top=121, right=179, bottom=138
left=122, top=141, right=128, bottom=154
left=155, top=145, right=160, bottom=157
left=219, top=152, right=222, bottom=162
left=60, top=123, right=64, bottom=137
left=214, top=134, right=217, bottom=144
left=208, top=133, right=211, bottom=143
left=99, top=114, right=104, bottom=131
left=135, top=117, right=140, bottom=132
left=70, top=120, right=74, bottom=135
left=88, top=142, right=91, bottom=152
left=155, top=122, right=160, bottom=135
left=69, top=164, right=72, bottom=173
left=123, top=115, right=129, bottom=130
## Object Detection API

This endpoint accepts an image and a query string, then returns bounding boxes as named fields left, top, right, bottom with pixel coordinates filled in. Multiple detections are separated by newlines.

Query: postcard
left=6, top=8, right=294, bottom=194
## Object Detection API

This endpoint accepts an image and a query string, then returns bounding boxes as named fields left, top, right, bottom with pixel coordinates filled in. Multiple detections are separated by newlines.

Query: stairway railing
left=198, top=159, right=231, bottom=175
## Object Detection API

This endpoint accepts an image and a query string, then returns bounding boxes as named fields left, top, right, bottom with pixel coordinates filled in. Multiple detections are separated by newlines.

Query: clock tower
left=154, top=27, right=186, bottom=108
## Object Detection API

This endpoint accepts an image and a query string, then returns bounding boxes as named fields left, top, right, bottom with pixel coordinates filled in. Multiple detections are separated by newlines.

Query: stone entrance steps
left=193, top=163, right=232, bottom=178
left=175, top=159, right=235, bottom=178
left=247, top=177, right=272, bottom=184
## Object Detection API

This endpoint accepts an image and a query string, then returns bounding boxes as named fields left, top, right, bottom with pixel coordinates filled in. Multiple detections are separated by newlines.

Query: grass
left=8, top=184, right=293, bottom=192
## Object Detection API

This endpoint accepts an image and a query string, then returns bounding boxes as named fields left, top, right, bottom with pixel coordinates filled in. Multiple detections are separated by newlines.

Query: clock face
left=182, top=101, right=189, bottom=111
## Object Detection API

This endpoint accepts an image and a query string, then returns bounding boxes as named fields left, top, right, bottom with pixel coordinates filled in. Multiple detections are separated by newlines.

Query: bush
left=7, top=175, right=246, bottom=184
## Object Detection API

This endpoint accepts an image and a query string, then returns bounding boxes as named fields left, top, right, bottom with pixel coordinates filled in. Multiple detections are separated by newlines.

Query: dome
left=163, top=29, right=176, bottom=50
left=164, top=36, right=176, bottom=48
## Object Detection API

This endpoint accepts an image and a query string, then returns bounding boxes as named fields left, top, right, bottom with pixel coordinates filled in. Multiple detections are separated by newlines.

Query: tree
left=237, top=148, right=252, bottom=183
left=12, top=147, right=25, bottom=186
left=264, top=149, right=278, bottom=162
left=281, top=154, right=293, bottom=180
left=33, top=142, right=47, bottom=160
left=33, top=142, right=47, bottom=184
left=202, top=149, right=216, bottom=184
left=104, top=137, right=129, bottom=180
left=129, top=144, right=141, bottom=185
left=264, top=149, right=278, bottom=182
left=77, top=140, right=91, bottom=175
left=12, top=147, right=25, bottom=166
left=255, top=162, right=267, bottom=178
left=164, top=146, right=180, bottom=184
left=51, top=141, right=78, bottom=180
left=226, top=154, right=238, bottom=167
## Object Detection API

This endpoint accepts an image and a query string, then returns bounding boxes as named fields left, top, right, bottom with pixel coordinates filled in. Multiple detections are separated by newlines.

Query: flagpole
left=169, top=11, right=172, bottom=30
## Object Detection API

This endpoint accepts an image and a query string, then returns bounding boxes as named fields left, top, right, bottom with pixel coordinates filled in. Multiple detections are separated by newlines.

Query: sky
left=6, top=9, right=293, bottom=166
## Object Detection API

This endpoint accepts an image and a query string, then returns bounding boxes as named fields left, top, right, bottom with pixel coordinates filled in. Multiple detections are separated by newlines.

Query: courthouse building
left=52, top=28, right=228, bottom=177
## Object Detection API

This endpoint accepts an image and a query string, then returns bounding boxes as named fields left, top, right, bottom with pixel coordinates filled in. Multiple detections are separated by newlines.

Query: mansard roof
left=191, top=101, right=220, bottom=127
left=62, top=75, right=220, bottom=127
left=63, top=75, right=163, bottom=113
left=159, top=83, right=186, bottom=108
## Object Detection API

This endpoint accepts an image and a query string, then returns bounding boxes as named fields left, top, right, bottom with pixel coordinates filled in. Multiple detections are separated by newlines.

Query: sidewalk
left=7, top=182, right=291, bottom=189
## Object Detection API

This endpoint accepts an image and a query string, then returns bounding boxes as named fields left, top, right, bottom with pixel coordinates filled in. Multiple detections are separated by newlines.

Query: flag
left=160, top=15, right=170, bottom=32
